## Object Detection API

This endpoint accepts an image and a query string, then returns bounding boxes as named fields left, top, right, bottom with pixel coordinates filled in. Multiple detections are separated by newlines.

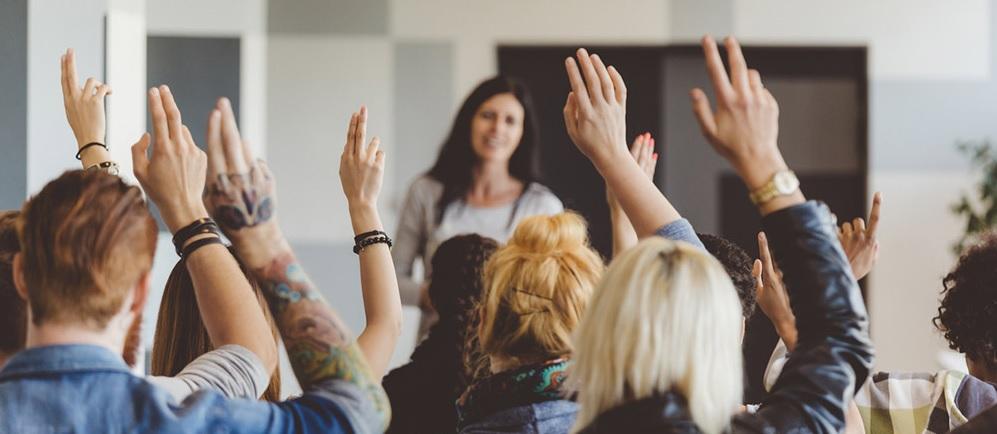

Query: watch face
left=773, top=171, right=799, bottom=193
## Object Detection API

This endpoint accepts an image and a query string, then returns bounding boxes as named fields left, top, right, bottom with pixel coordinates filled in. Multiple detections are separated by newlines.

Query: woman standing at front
left=393, top=77, right=563, bottom=312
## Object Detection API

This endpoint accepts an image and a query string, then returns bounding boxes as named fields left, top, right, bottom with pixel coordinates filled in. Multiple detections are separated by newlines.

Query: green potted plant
left=951, top=140, right=997, bottom=253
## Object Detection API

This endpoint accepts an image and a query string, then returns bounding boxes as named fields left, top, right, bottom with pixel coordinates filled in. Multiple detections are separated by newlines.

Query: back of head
left=19, top=170, right=157, bottom=329
left=478, top=212, right=604, bottom=366
left=152, top=249, right=282, bottom=401
left=0, top=211, right=25, bottom=357
left=933, top=233, right=997, bottom=370
left=570, top=237, right=744, bottom=434
left=698, top=233, right=757, bottom=318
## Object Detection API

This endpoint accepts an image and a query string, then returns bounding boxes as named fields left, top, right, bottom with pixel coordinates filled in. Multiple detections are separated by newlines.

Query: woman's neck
left=967, top=356, right=997, bottom=383
left=468, top=162, right=523, bottom=206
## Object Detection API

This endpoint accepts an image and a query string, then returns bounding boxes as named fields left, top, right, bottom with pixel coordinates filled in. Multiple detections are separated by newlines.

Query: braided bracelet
left=172, top=218, right=222, bottom=256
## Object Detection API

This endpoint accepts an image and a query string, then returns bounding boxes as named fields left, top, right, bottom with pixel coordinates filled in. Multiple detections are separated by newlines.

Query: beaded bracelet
left=353, top=234, right=393, bottom=254
left=354, top=230, right=387, bottom=244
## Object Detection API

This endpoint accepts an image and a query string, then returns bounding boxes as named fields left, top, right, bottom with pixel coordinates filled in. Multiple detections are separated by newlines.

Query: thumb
left=131, top=133, right=151, bottom=180
left=752, top=259, right=764, bottom=290
left=690, top=88, right=717, bottom=141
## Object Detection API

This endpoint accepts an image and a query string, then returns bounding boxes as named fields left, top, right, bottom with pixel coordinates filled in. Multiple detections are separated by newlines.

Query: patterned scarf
left=456, top=358, right=571, bottom=427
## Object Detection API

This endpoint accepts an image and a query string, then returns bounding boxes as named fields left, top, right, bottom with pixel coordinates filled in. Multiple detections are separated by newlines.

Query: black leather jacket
left=578, top=202, right=874, bottom=434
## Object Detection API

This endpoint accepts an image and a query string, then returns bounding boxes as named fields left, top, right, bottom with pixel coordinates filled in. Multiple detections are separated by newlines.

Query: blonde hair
left=477, top=212, right=604, bottom=367
left=569, top=237, right=744, bottom=434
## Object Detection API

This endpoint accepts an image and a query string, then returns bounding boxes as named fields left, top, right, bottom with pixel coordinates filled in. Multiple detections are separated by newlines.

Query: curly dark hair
left=933, top=233, right=997, bottom=368
left=416, top=234, right=499, bottom=393
left=698, top=233, right=757, bottom=318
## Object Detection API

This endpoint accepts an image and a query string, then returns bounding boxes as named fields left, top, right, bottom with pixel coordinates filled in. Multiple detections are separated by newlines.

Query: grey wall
left=268, top=0, right=389, bottom=35
left=0, top=0, right=27, bottom=210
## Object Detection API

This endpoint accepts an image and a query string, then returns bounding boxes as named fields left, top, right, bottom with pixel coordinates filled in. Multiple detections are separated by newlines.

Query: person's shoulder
left=522, top=182, right=563, bottom=210
left=407, top=175, right=444, bottom=201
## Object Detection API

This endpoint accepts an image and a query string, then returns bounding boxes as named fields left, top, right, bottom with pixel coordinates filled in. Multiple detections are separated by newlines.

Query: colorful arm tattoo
left=256, top=251, right=391, bottom=426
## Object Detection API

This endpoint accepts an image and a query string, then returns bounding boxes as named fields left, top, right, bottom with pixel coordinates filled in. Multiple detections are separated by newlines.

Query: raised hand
left=563, top=48, right=628, bottom=166
left=131, top=86, right=209, bottom=233
left=838, top=192, right=882, bottom=280
left=203, top=97, right=283, bottom=266
left=755, top=231, right=798, bottom=350
left=340, top=106, right=385, bottom=233
left=606, top=133, right=657, bottom=209
left=60, top=48, right=112, bottom=166
left=691, top=36, right=803, bottom=214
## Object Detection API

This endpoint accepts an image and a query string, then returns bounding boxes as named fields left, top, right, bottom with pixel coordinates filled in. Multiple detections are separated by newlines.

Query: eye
left=505, top=116, right=518, bottom=126
left=480, top=111, right=496, bottom=120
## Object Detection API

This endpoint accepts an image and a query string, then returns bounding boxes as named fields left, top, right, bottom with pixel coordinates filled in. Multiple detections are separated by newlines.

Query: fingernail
left=653, top=153, right=659, bottom=160
left=150, top=87, right=159, bottom=95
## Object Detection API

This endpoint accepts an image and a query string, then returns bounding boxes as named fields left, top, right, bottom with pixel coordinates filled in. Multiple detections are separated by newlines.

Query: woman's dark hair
left=698, top=233, right=758, bottom=318
left=933, top=233, right=997, bottom=368
left=426, top=76, right=541, bottom=223
left=0, top=211, right=25, bottom=357
left=415, top=234, right=498, bottom=394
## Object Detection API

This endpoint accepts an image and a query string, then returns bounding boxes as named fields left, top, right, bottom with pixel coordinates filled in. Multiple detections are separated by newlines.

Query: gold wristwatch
left=749, top=170, right=799, bottom=205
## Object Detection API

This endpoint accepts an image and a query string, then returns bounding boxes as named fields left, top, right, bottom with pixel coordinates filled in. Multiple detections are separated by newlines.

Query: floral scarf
left=456, top=358, right=571, bottom=428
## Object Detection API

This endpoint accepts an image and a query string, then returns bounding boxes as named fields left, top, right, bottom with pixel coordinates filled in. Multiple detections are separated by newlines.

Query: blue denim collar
left=0, top=344, right=129, bottom=380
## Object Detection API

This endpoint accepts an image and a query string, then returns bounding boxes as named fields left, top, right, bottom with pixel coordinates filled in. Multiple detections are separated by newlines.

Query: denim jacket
left=0, top=344, right=379, bottom=433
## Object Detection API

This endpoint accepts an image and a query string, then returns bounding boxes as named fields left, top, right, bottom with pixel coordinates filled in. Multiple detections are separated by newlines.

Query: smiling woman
left=392, top=76, right=563, bottom=332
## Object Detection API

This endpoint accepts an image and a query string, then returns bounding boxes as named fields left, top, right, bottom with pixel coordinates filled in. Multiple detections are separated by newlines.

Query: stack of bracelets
left=172, top=217, right=228, bottom=258
left=353, top=230, right=393, bottom=254
left=77, top=142, right=121, bottom=175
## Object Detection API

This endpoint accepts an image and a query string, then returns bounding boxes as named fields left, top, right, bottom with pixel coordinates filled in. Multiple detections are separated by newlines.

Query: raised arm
left=562, top=49, right=682, bottom=237
left=688, top=35, right=872, bottom=433
left=344, top=106, right=403, bottom=379
left=132, top=88, right=278, bottom=378
left=607, top=133, right=656, bottom=257
left=60, top=49, right=113, bottom=169
left=201, top=98, right=390, bottom=429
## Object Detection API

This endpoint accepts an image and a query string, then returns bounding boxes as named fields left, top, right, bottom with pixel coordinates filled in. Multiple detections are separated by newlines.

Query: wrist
left=164, top=204, right=211, bottom=234
left=733, top=152, right=788, bottom=191
left=348, top=203, right=383, bottom=235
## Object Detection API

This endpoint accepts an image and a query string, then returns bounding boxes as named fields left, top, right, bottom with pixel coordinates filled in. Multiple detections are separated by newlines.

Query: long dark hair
left=426, top=76, right=541, bottom=223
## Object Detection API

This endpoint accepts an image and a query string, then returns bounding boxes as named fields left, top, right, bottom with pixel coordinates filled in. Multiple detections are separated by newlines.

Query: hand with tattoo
left=203, top=97, right=288, bottom=267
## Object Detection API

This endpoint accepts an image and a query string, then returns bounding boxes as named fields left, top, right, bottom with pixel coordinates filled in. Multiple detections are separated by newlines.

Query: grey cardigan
left=391, top=175, right=563, bottom=305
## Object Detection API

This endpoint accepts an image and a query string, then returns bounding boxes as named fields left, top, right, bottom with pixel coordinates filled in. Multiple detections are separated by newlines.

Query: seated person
left=457, top=212, right=604, bottom=433
left=382, top=234, right=499, bottom=434
left=561, top=37, right=872, bottom=432
left=0, top=78, right=389, bottom=432
left=0, top=211, right=24, bottom=369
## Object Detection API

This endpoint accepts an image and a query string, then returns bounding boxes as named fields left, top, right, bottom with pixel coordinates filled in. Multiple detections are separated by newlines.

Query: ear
left=129, top=271, right=152, bottom=316
left=12, top=252, right=28, bottom=301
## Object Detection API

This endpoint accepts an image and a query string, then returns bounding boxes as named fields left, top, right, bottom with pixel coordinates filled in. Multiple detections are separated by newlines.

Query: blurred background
left=1, top=0, right=994, bottom=399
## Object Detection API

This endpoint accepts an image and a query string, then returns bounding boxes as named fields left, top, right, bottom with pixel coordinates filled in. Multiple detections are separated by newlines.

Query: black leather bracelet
left=76, top=142, right=107, bottom=160
left=181, top=235, right=225, bottom=258
left=354, top=230, right=387, bottom=243
left=353, top=234, right=392, bottom=254
left=172, top=218, right=220, bottom=256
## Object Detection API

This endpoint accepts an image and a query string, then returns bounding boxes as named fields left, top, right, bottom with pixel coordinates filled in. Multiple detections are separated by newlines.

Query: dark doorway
left=499, top=44, right=868, bottom=403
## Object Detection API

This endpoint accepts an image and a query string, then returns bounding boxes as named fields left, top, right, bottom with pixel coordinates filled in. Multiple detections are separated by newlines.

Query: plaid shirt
left=764, top=341, right=997, bottom=433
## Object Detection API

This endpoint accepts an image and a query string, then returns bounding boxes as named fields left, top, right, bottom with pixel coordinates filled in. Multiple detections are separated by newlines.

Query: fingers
left=724, top=36, right=750, bottom=95
left=752, top=259, right=764, bottom=291
left=131, top=133, right=151, bottom=179
left=841, top=221, right=853, bottom=239
left=354, top=105, right=368, bottom=158
left=60, top=52, right=73, bottom=101
left=217, top=97, right=248, bottom=173
left=853, top=218, right=866, bottom=237
left=83, top=78, right=98, bottom=97
left=748, top=69, right=763, bottom=92
left=367, top=137, right=381, bottom=163
left=564, top=58, right=592, bottom=113
left=690, top=88, right=718, bottom=140
left=345, top=112, right=358, bottom=156
left=867, top=192, right=882, bottom=238
left=590, top=54, right=614, bottom=103
left=575, top=48, right=605, bottom=103
left=148, top=88, right=169, bottom=151
left=158, top=85, right=183, bottom=141
left=701, top=35, right=734, bottom=103
left=182, top=125, right=197, bottom=150
left=607, top=65, right=627, bottom=105
left=563, top=92, right=579, bottom=138
left=95, top=84, right=112, bottom=99
left=630, top=133, right=646, bottom=157
left=65, top=49, right=79, bottom=98
left=757, top=232, right=777, bottom=276
left=206, top=109, right=225, bottom=178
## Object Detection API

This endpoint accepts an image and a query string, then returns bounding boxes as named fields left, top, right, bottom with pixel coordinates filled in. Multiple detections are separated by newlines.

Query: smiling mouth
left=483, top=138, right=505, bottom=148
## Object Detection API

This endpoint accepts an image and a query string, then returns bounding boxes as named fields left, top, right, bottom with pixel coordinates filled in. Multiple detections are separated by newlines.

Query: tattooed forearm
left=255, top=250, right=391, bottom=424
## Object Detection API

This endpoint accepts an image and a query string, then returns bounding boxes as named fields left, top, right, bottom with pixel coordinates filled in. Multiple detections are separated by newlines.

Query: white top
left=146, top=344, right=269, bottom=403
left=392, top=175, right=563, bottom=305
